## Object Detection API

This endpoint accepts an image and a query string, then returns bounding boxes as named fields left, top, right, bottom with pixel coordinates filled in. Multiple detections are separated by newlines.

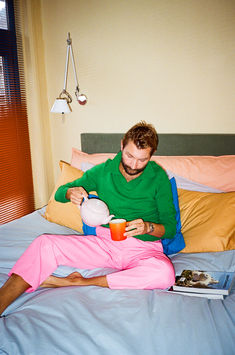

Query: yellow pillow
left=44, top=161, right=85, bottom=232
left=178, top=189, right=235, bottom=253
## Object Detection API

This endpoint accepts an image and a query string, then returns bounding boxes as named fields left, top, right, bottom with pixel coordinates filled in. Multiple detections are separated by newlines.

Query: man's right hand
left=66, top=187, right=88, bottom=206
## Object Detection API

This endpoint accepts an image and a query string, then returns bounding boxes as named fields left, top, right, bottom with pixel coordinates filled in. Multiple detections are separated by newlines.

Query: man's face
left=121, top=140, right=152, bottom=176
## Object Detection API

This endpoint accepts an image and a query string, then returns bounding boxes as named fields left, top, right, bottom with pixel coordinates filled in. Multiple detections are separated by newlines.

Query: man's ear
left=121, top=139, right=123, bottom=151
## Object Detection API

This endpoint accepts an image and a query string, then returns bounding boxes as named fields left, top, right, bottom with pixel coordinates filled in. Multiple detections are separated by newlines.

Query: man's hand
left=124, top=219, right=165, bottom=238
left=124, top=219, right=148, bottom=238
left=66, top=187, right=88, bottom=206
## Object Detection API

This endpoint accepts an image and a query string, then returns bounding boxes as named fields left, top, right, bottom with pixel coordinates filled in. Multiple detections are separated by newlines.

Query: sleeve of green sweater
left=54, top=164, right=102, bottom=203
left=155, top=169, right=177, bottom=239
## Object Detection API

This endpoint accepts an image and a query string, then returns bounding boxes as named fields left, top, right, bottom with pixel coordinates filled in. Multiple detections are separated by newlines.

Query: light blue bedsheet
left=0, top=209, right=234, bottom=355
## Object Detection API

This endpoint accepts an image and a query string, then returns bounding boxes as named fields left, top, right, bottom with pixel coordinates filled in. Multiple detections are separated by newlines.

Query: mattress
left=0, top=208, right=234, bottom=355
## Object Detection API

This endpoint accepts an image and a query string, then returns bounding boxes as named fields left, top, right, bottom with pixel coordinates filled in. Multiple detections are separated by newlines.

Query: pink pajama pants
left=9, top=226, right=175, bottom=292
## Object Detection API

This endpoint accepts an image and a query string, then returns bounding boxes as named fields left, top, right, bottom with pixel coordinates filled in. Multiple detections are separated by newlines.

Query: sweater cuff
left=54, top=186, right=70, bottom=203
left=163, top=223, right=176, bottom=240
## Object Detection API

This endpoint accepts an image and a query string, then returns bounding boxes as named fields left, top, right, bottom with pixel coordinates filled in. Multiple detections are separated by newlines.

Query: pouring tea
left=80, top=197, right=114, bottom=227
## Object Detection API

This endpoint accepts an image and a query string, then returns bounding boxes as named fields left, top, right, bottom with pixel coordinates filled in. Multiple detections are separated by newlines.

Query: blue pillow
left=83, top=179, right=185, bottom=255
left=161, top=177, right=185, bottom=255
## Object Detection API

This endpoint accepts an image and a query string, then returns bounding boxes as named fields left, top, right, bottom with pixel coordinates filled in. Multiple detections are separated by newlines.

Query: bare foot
left=40, top=272, right=84, bottom=288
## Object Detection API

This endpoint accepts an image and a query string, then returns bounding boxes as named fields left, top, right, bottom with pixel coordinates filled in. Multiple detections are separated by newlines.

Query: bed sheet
left=0, top=209, right=234, bottom=355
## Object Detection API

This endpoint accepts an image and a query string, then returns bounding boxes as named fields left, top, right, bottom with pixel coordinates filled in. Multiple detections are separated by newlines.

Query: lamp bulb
left=78, top=94, right=87, bottom=105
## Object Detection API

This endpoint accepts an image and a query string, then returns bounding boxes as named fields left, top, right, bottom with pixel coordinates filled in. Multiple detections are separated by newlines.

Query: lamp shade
left=51, top=99, right=71, bottom=114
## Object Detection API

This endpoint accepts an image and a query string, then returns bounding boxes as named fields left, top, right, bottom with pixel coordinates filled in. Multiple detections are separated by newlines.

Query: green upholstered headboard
left=81, top=133, right=235, bottom=156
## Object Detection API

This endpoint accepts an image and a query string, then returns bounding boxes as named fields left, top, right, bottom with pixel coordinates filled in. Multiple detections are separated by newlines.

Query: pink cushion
left=151, top=155, right=235, bottom=192
left=71, top=148, right=116, bottom=168
left=71, top=148, right=235, bottom=192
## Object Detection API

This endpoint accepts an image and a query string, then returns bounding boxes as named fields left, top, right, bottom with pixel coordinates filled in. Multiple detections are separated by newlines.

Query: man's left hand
left=124, top=219, right=148, bottom=238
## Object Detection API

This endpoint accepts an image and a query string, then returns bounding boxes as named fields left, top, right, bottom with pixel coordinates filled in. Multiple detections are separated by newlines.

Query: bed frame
left=81, top=133, right=235, bottom=155
left=1, top=132, right=235, bottom=355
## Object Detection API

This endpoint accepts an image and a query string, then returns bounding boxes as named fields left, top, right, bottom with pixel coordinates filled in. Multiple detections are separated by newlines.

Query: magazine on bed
left=172, top=270, right=235, bottom=296
left=167, top=290, right=224, bottom=299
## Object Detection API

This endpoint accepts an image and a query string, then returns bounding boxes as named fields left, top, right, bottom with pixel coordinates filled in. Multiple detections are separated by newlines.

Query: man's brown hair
left=122, top=121, right=158, bottom=156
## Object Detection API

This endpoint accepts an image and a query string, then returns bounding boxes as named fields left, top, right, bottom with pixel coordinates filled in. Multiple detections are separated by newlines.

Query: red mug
left=109, top=219, right=127, bottom=241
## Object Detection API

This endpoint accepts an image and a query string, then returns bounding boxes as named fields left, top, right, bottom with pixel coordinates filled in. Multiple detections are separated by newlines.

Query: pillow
left=167, top=170, right=223, bottom=193
left=71, top=148, right=115, bottom=169
left=178, top=189, right=235, bottom=253
left=161, top=178, right=185, bottom=255
left=80, top=161, right=223, bottom=193
left=151, top=155, right=235, bottom=192
left=44, top=161, right=88, bottom=233
left=71, top=148, right=235, bottom=192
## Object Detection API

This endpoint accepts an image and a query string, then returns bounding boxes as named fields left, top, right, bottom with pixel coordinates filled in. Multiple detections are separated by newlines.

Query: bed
left=0, top=133, right=235, bottom=355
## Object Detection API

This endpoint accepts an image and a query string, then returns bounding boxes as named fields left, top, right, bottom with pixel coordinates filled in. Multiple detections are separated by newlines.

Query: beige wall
left=21, top=0, right=235, bottom=207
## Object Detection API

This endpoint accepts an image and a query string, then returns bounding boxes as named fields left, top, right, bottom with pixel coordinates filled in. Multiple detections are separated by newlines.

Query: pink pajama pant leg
left=107, top=256, right=175, bottom=290
left=96, top=227, right=175, bottom=290
left=9, top=233, right=115, bottom=292
left=9, top=227, right=175, bottom=292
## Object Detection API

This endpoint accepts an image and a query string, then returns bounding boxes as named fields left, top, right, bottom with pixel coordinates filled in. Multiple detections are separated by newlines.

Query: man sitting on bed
left=0, top=121, right=176, bottom=316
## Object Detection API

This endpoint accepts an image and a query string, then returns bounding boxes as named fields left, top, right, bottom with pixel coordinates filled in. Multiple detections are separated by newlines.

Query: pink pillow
left=151, top=156, right=235, bottom=192
left=71, top=148, right=235, bottom=192
left=71, top=148, right=116, bottom=169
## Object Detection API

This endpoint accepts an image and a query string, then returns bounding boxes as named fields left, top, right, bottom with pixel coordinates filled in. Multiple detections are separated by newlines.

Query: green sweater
left=55, top=152, right=177, bottom=241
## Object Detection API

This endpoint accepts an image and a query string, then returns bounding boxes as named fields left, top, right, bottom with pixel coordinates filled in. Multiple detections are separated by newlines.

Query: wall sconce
left=51, top=33, right=87, bottom=114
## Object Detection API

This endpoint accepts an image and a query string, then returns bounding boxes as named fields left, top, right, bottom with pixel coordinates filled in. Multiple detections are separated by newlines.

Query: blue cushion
left=83, top=179, right=185, bottom=255
left=161, top=177, right=185, bottom=255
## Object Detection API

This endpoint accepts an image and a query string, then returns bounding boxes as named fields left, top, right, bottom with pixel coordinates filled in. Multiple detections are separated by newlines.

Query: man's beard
left=121, top=158, right=148, bottom=176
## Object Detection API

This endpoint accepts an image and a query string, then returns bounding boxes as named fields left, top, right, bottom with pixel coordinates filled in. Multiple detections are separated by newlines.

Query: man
left=0, top=121, right=176, bottom=316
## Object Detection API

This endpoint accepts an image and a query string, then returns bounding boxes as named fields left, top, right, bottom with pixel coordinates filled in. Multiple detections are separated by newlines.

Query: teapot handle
left=105, top=215, right=115, bottom=224
left=78, top=195, right=88, bottom=210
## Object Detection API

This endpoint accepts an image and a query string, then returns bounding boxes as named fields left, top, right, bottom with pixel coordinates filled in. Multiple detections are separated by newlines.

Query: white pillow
left=166, top=170, right=223, bottom=193
left=81, top=161, right=223, bottom=193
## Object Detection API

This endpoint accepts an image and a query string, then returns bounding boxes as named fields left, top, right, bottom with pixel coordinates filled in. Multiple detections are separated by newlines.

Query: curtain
left=0, top=0, right=34, bottom=224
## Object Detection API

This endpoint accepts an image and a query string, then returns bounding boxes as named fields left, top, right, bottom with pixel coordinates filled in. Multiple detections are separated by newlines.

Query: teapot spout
left=104, top=215, right=115, bottom=224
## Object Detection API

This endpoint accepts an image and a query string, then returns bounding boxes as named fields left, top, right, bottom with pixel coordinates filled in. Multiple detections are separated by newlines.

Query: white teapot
left=80, top=197, right=114, bottom=227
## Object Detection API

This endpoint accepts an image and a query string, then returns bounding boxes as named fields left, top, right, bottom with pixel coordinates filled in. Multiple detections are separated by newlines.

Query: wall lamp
left=51, top=33, right=87, bottom=114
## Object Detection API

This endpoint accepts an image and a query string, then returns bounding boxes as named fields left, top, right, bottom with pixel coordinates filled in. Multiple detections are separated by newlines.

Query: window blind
left=0, top=0, right=34, bottom=224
